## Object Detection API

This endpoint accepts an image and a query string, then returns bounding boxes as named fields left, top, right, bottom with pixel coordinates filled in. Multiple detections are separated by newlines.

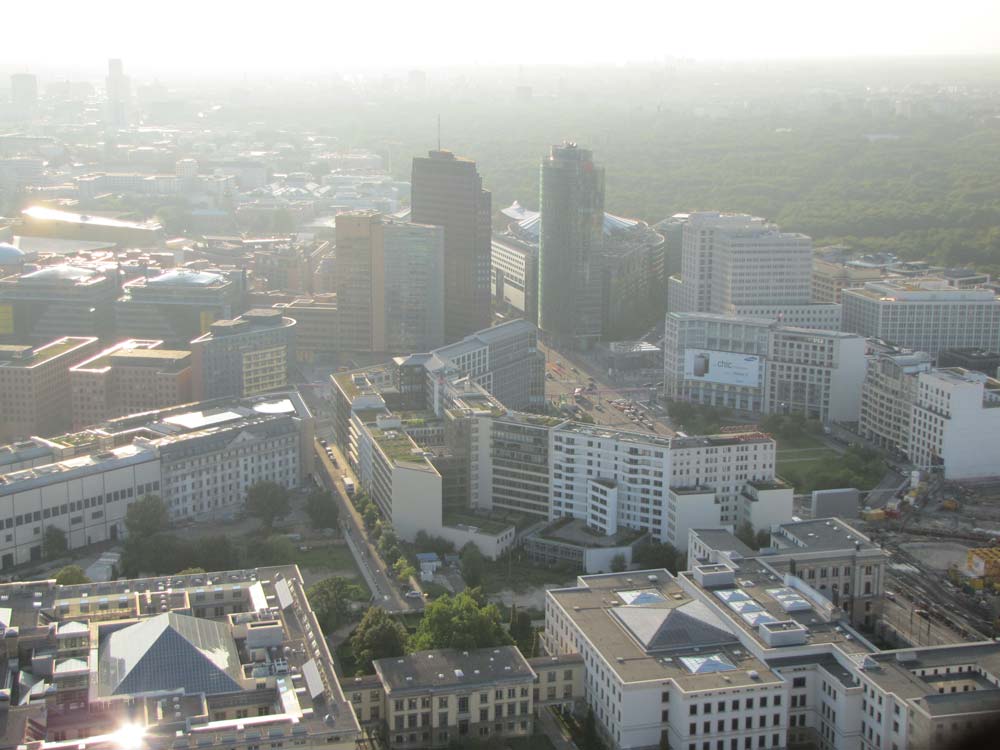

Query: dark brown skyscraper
left=411, top=150, right=492, bottom=343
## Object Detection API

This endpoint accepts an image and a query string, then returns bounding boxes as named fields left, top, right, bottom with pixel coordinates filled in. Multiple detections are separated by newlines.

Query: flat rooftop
left=770, top=518, right=878, bottom=554
left=863, top=642, right=1000, bottom=709
left=548, top=570, right=782, bottom=691
left=672, top=432, right=775, bottom=450
left=374, top=647, right=533, bottom=693
left=680, top=558, right=873, bottom=657
left=690, top=528, right=755, bottom=559
left=0, top=337, right=95, bottom=368
left=556, top=422, right=674, bottom=449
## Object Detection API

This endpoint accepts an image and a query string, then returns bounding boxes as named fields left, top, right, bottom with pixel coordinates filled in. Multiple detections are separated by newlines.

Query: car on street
left=405, top=590, right=422, bottom=599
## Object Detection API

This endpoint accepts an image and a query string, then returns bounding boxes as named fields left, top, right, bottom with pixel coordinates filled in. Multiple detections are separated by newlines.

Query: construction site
left=853, top=471, right=1000, bottom=648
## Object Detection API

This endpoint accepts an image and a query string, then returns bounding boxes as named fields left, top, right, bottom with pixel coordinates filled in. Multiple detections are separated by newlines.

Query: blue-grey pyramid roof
left=611, top=599, right=735, bottom=653
left=98, top=611, right=243, bottom=696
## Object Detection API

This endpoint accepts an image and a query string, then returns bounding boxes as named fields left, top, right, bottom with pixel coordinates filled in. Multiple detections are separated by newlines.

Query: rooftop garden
left=371, top=427, right=422, bottom=463
left=443, top=509, right=521, bottom=535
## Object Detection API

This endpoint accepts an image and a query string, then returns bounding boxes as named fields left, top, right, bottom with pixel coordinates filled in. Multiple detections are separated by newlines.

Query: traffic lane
left=545, top=368, right=671, bottom=435
left=313, top=441, right=421, bottom=613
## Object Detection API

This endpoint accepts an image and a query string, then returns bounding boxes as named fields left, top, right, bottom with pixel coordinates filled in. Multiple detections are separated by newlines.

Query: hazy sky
left=7, top=0, right=1000, bottom=76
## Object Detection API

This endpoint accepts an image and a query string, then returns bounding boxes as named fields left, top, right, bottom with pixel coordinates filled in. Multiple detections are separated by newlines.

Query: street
left=313, top=438, right=423, bottom=615
left=540, top=342, right=674, bottom=436
left=863, top=468, right=907, bottom=509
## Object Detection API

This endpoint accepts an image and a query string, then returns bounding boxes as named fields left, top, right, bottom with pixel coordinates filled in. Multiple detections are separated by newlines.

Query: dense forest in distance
left=318, top=69, right=1000, bottom=272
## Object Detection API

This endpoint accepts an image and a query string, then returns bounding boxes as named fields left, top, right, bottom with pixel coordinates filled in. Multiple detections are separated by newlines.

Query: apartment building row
left=0, top=392, right=313, bottom=567
left=542, top=518, right=1000, bottom=750
left=859, top=352, right=1000, bottom=479
left=664, top=313, right=867, bottom=423
left=345, top=647, right=583, bottom=749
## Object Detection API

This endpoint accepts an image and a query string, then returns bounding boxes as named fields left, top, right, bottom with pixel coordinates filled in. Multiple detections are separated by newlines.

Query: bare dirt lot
left=900, top=541, right=970, bottom=571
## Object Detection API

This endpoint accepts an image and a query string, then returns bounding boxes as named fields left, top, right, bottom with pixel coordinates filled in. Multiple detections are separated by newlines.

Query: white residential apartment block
left=908, top=368, right=1000, bottom=479
left=664, top=313, right=867, bottom=423
left=549, top=424, right=791, bottom=550
left=841, top=279, right=1000, bottom=356
left=0, top=393, right=312, bottom=568
left=764, top=328, right=867, bottom=423
left=858, top=350, right=933, bottom=454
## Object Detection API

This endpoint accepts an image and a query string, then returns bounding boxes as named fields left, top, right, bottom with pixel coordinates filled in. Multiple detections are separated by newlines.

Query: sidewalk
left=538, top=707, right=577, bottom=750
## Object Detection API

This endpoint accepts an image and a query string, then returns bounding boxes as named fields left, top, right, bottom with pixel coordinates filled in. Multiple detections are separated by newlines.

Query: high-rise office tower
left=538, top=142, right=605, bottom=347
left=105, top=58, right=130, bottom=128
left=410, top=150, right=491, bottom=343
left=9, top=73, right=37, bottom=118
left=334, top=211, right=444, bottom=353
left=670, top=212, right=838, bottom=329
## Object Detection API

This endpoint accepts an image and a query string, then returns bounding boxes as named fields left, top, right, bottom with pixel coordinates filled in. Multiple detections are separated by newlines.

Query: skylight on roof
left=766, top=587, right=811, bottom=612
left=618, top=589, right=666, bottom=606
left=679, top=653, right=737, bottom=674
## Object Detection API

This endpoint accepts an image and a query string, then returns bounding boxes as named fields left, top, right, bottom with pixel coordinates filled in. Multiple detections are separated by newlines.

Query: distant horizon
left=5, top=54, right=1000, bottom=87
left=4, top=0, right=1000, bottom=79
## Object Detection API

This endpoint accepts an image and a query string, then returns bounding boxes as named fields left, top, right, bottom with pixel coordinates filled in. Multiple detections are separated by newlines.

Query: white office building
left=764, top=328, right=867, bottom=423
left=908, top=368, right=1000, bottom=479
left=664, top=313, right=772, bottom=411
left=841, top=279, right=1000, bottom=356
left=670, top=212, right=840, bottom=329
left=664, top=314, right=867, bottom=423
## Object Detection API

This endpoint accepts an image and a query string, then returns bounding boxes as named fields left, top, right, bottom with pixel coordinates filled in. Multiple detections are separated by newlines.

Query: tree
left=43, top=526, right=68, bottom=560
left=351, top=607, right=408, bottom=671
left=125, top=494, right=169, bottom=538
left=509, top=604, right=533, bottom=653
left=363, top=505, right=379, bottom=531
left=409, top=591, right=512, bottom=652
left=55, top=565, right=90, bottom=586
left=378, top=529, right=399, bottom=555
left=634, top=542, right=682, bottom=574
left=246, top=481, right=290, bottom=529
left=394, top=556, right=416, bottom=584
left=305, top=488, right=339, bottom=529
left=307, top=577, right=366, bottom=634
left=582, top=708, right=602, bottom=750
left=460, top=543, right=486, bottom=588
left=414, top=531, right=455, bottom=557
left=735, top=522, right=757, bottom=550
left=610, top=553, right=627, bottom=573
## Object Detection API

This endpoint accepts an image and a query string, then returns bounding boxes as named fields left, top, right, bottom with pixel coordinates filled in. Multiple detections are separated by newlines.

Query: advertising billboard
left=683, top=349, right=761, bottom=387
